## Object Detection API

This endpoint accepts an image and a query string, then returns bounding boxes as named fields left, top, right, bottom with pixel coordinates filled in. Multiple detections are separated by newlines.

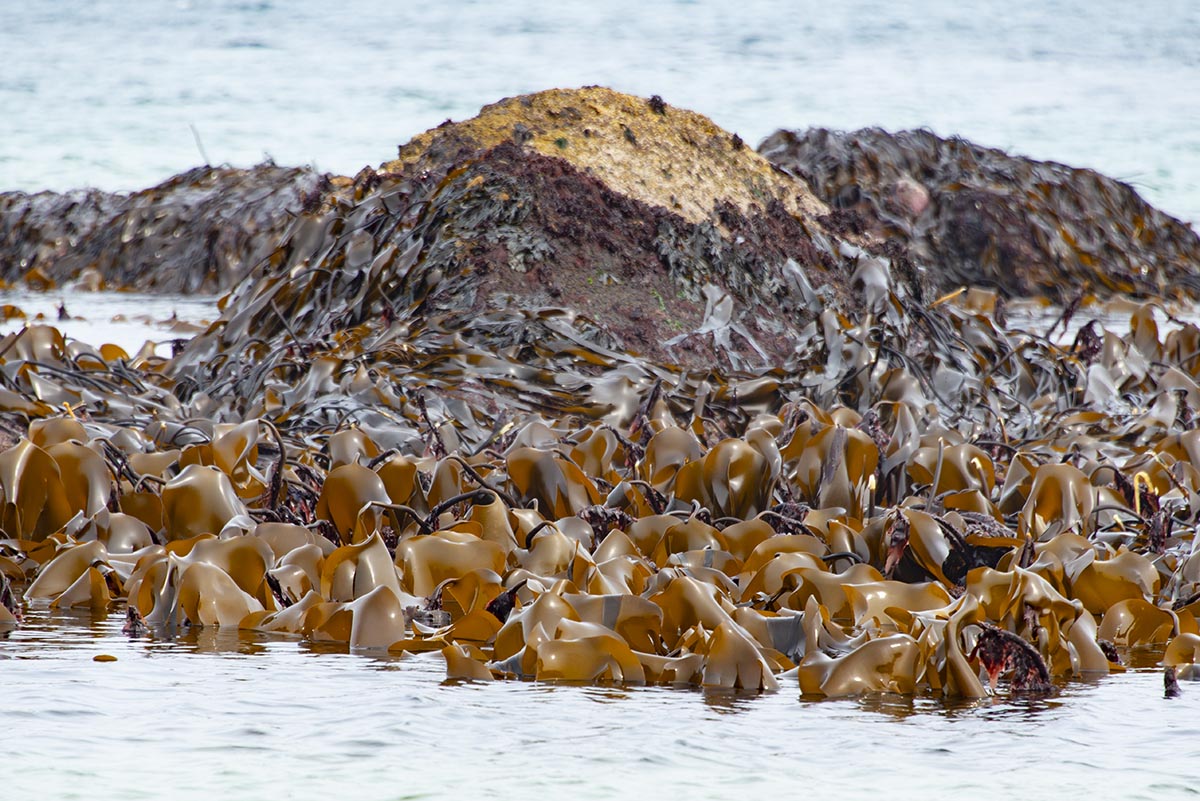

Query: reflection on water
left=164, top=627, right=273, bottom=657
left=1121, top=647, right=1171, bottom=671
left=974, top=695, right=1066, bottom=721
left=700, top=687, right=770, bottom=714
left=4, top=605, right=1198, bottom=801
left=850, top=692, right=920, bottom=718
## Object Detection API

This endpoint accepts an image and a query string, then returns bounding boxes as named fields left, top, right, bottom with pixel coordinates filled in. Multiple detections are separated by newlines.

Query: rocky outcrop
left=2, top=89, right=1200, bottom=703
left=176, top=88, right=865, bottom=376
left=0, top=163, right=328, bottom=292
left=384, top=87, right=832, bottom=227
left=7, top=89, right=1198, bottom=309
left=760, top=127, right=1200, bottom=300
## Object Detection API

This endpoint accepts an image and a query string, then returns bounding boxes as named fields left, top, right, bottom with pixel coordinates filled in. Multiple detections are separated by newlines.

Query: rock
left=760, top=127, right=1200, bottom=300
left=177, top=88, right=866, bottom=375
left=385, top=87, right=832, bottom=228
left=0, top=163, right=330, bottom=293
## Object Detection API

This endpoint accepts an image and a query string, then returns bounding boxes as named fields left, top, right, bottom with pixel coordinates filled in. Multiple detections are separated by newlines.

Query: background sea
left=2, top=0, right=1199, bottom=225
left=3, top=3, right=1200, bottom=799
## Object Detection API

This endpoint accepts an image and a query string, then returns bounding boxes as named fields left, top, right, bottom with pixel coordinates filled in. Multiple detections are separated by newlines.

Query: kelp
left=760, top=127, right=1200, bottom=301
left=0, top=163, right=327, bottom=292
left=4, top=288, right=1197, bottom=695
left=1, top=88, right=1198, bottom=701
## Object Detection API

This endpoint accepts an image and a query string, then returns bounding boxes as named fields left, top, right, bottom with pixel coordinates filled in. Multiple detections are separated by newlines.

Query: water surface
left=4, top=4, right=1200, bottom=795
left=3, top=0, right=1198, bottom=223
left=4, top=606, right=1196, bottom=801
left=0, top=289, right=216, bottom=356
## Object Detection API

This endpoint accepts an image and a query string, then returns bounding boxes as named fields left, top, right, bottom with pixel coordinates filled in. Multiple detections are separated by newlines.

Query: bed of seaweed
left=2, top=89, right=1199, bottom=699
left=0, top=163, right=326, bottom=293
left=761, top=127, right=1200, bottom=301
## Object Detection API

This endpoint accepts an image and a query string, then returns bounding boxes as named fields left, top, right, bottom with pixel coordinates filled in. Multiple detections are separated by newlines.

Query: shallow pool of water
left=3, top=606, right=1196, bottom=801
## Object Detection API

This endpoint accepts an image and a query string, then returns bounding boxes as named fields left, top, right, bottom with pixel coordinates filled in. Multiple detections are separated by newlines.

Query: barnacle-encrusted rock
left=385, top=86, right=831, bottom=226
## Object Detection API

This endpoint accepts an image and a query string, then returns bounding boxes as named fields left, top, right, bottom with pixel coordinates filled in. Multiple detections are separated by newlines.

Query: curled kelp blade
left=535, top=624, right=646, bottom=684
left=1019, top=463, right=1097, bottom=539
left=398, top=533, right=506, bottom=598
left=316, top=464, right=390, bottom=544
left=0, top=438, right=75, bottom=540
left=321, top=533, right=406, bottom=603
left=701, top=620, right=780, bottom=691
left=177, top=561, right=265, bottom=627
left=161, top=465, right=248, bottom=541
left=674, top=438, right=776, bottom=520
left=507, top=447, right=602, bottom=519
left=442, top=643, right=496, bottom=681
left=25, top=539, right=110, bottom=600
left=1096, top=598, right=1177, bottom=646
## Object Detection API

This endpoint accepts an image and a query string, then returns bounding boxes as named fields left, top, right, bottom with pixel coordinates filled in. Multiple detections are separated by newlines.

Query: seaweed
left=0, top=88, right=1197, bottom=697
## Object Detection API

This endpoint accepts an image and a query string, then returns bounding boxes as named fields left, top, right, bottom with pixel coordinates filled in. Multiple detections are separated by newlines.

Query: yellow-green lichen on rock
left=383, top=86, right=832, bottom=227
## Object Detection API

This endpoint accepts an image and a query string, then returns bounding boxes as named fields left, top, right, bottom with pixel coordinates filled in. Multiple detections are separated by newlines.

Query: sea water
left=3, top=3, right=1200, bottom=798
left=1, top=0, right=1198, bottom=224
